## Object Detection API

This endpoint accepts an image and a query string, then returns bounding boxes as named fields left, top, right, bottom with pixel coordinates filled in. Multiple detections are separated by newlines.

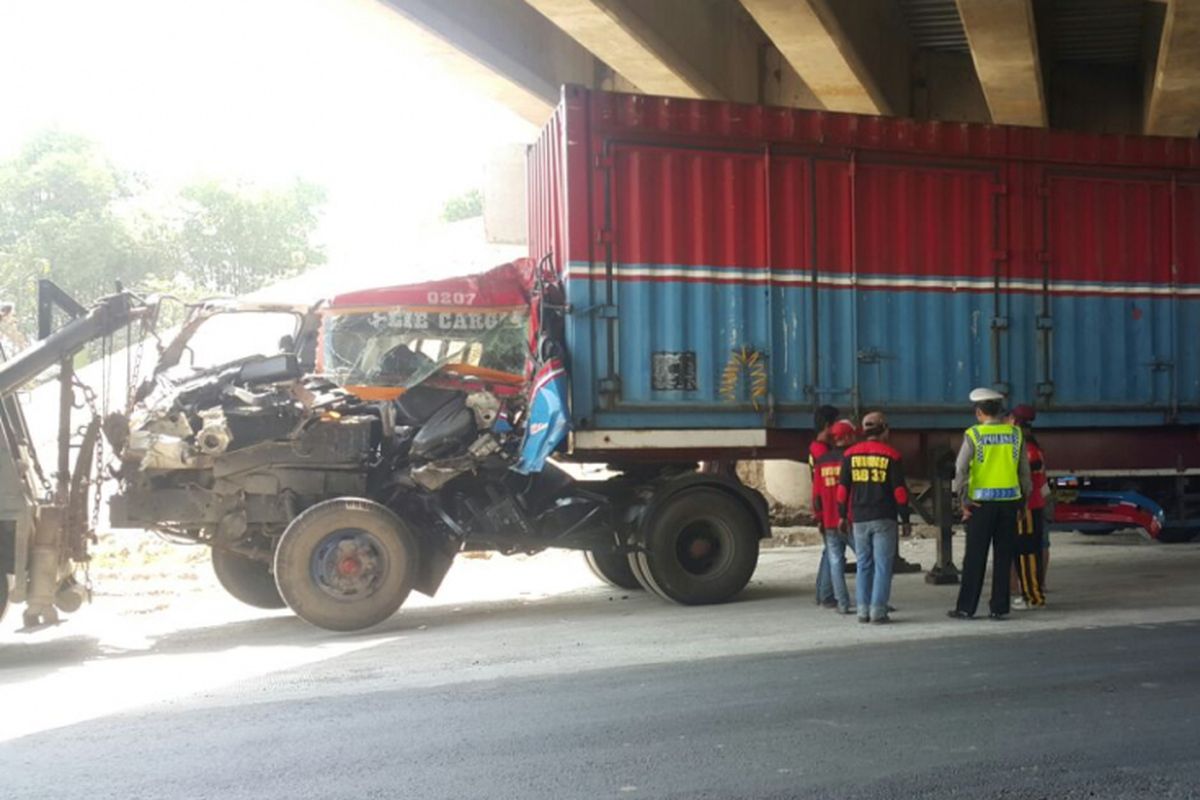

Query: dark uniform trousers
left=955, top=501, right=1018, bottom=616
left=1014, top=506, right=1046, bottom=606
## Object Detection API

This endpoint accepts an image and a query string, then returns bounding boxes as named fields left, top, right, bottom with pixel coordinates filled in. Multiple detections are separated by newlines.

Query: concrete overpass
left=379, top=0, right=1200, bottom=137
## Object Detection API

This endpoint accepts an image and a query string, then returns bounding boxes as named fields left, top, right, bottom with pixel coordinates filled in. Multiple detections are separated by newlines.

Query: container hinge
left=594, top=304, right=619, bottom=319
left=1035, top=315, right=1053, bottom=331
left=992, top=183, right=1008, bottom=196
left=594, top=154, right=613, bottom=171
left=598, top=376, right=621, bottom=394
left=595, top=228, right=613, bottom=245
left=1036, top=381, right=1054, bottom=398
left=990, top=316, right=1009, bottom=331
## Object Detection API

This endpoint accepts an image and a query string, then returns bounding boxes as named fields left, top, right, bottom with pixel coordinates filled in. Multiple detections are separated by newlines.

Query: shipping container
left=528, top=86, right=1200, bottom=482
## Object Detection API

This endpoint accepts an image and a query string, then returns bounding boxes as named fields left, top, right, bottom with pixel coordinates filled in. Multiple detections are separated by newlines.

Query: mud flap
left=414, top=538, right=457, bottom=597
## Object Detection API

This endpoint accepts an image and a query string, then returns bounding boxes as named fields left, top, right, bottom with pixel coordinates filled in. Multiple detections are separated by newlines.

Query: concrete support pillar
left=483, top=145, right=528, bottom=245
left=739, top=0, right=907, bottom=115
left=763, top=460, right=811, bottom=512
left=379, top=0, right=603, bottom=125
left=523, top=0, right=724, bottom=98
left=1144, top=0, right=1200, bottom=137
left=955, top=0, right=1047, bottom=127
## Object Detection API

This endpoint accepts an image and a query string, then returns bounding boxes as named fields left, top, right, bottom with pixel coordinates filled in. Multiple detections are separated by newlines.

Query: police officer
left=947, top=388, right=1032, bottom=620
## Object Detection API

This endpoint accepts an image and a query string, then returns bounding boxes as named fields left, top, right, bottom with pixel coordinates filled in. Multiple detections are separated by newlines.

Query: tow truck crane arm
left=0, top=280, right=155, bottom=629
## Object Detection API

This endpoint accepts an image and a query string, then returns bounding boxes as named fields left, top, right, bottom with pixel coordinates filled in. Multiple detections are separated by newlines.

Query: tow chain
left=126, top=317, right=147, bottom=414
left=70, top=334, right=110, bottom=601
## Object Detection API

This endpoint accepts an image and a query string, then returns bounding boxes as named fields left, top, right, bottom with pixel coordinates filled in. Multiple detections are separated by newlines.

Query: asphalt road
left=3, top=619, right=1198, bottom=800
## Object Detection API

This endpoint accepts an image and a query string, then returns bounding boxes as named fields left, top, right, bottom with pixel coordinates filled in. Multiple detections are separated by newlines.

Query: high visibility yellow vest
left=965, top=423, right=1023, bottom=501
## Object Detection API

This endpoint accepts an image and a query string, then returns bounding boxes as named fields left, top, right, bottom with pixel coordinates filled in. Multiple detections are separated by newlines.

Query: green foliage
left=0, top=131, right=165, bottom=332
left=441, top=188, right=482, bottom=222
left=178, top=179, right=327, bottom=296
left=0, top=130, right=326, bottom=337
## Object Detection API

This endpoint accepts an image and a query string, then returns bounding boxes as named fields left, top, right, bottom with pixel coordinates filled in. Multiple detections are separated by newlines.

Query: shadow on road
left=0, top=578, right=809, bottom=675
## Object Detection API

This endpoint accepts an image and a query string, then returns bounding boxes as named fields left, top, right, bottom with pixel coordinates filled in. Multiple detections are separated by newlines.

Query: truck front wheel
left=583, top=549, right=642, bottom=591
left=635, top=487, right=760, bottom=605
left=274, top=499, right=418, bottom=632
left=211, top=549, right=285, bottom=610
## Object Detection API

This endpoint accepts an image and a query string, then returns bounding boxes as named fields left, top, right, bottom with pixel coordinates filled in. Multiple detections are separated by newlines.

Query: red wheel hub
left=338, top=556, right=362, bottom=577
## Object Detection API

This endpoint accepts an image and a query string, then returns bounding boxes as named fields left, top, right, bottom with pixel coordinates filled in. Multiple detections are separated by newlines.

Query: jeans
left=822, top=529, right=852, bottom=610
left=815, top=545, right=834, bottom=605
left=852, top=519, right=898, bottom=620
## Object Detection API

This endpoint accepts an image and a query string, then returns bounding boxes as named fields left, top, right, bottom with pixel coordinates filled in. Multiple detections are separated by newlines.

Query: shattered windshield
left=321, top=306, right=528, bottom=390
left=169, top=309, right=303, bottom=372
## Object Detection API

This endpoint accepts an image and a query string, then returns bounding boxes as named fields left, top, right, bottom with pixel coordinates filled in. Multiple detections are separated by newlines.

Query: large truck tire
left=211, top=549, right=286, bottom=609
left=583, top=550, right=642, bottom=591
left=274, top=498, right=418, bottom=632
left=634, top=487, right=760, bottom=605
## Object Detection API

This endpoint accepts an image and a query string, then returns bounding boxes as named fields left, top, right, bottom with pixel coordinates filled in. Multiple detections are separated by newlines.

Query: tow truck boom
left=0, top=280, right=154, bottom=629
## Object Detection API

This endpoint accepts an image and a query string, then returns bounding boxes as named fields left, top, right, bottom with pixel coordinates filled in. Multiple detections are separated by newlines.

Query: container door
left=1043, top=174, right=1174, bottom=409
left=849, top=160, right=1001, bottom=411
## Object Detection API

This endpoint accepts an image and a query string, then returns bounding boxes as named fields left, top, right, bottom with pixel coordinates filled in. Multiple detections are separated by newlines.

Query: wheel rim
left=674, top=519, right=733, bottom=577
left=310, top=527, right=391, bottom=602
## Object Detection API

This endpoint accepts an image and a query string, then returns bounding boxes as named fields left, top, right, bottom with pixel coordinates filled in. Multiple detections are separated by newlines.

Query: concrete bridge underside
left=380, top=0, right=1200, bottom=137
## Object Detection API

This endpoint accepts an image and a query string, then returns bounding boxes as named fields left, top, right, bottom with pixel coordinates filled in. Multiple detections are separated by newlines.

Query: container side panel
left=851, top=163, right=997, bottom=407
left=607, top=146, right=772, bottom=415
left=1047, top=175, right=1174, bottom=407
left=1175, top=183, right=1200, bottom=407
left=546, top=88, right=1200, bottom=441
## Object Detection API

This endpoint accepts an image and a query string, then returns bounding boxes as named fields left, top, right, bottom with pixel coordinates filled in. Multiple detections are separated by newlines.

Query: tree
left=0, top=131, right=327, bottom=345
left=441, top=188, right=482, bottom=222
left=176, top=179, right=327, bottom=297
left=0, top=131, right=168, bottom=333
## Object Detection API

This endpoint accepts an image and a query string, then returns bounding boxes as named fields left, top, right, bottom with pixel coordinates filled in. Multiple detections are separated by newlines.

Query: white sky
left=0, top=0, right=537, bottom=275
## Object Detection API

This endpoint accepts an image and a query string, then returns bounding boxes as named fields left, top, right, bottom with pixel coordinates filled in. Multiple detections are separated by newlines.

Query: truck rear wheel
left=274, top=498, right=418, bottom=632
left=634, top=487, right=760, bottom=605
left=583, top=550, right=642, bottom=591
left=211, top=549, right=285, bottom=610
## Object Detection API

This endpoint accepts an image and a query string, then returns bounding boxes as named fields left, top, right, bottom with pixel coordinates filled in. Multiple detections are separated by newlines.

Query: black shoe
left=946, top=610, right=972, bottom=620
left=988, top=612, right=1008, bottom=621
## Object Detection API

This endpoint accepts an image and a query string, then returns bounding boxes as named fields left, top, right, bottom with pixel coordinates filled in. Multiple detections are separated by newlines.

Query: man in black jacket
left=837, top=411, right=912, bottom=624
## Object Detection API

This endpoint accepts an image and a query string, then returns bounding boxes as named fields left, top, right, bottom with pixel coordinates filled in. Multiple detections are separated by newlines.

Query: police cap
left=968, top=387, right=1005, bottom=403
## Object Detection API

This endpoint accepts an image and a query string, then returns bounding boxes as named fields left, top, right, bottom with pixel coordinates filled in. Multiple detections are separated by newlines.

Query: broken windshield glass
left=321, top=306, right=528, bottom=390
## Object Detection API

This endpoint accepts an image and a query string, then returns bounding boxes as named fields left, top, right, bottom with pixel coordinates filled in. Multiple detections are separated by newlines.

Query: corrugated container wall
left=528, top=87, right=1200, bottom=435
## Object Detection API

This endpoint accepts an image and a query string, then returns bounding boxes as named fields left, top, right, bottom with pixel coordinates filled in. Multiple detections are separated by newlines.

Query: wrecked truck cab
left=114, top=298, right=327, bottom=471
left=151, top=296, right=321, bottom=381
left=318, top=263, right=532, bottom=402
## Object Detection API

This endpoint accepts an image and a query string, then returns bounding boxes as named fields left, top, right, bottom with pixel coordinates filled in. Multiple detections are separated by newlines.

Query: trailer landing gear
left=925, top=452, right=960, bottom=585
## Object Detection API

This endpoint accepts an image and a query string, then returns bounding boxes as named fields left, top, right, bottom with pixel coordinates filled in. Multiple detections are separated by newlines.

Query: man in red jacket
left=837, top=411, right=912, bottom=624
left=810, top=405, right=840, bottom=607
left=811, top=420, right=857, bottom=614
